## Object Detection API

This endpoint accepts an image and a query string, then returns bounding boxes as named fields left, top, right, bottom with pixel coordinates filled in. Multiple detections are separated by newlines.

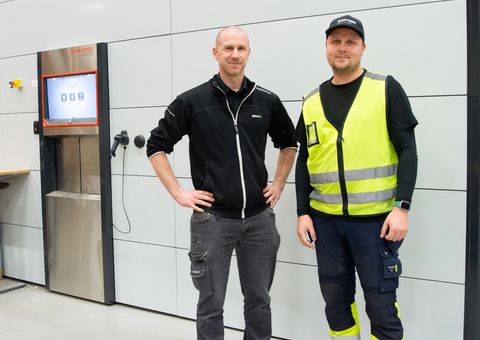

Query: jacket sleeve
left=268, top=95, right=298, bottom=149
left=146, top=96, right=190, bottom=158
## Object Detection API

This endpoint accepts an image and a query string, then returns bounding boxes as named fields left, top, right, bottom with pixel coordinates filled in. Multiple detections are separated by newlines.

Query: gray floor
left=0, top=278, right=245, bottom=340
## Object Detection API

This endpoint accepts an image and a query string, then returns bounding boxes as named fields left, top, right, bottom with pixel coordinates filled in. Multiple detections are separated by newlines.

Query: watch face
left=396, top=200, right=411, bottom=210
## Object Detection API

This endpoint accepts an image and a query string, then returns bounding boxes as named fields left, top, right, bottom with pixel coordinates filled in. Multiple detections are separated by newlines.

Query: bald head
left=215, top=26, right=250, bottom=47
left=212, top=26, right=251, bottom=88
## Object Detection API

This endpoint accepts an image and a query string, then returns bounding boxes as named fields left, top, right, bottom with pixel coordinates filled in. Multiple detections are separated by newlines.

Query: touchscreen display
left=45, top=73, right=97, bottom=122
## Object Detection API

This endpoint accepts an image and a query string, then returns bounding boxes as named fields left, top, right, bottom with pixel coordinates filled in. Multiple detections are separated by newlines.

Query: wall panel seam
left=111, top=174, right=469, bottom=192
left=414, top=187, right=466, bottom=192
left=110, top=105, right=167, bottom=110
left=108, top=93, right=465, bottom=112
left=114, top=237, right=176, bottom=249
left=0, top=222, right=42, bottom=230
left=0, top=52, right=35, bottom=61
left=120, top=241, right=466, bottom=286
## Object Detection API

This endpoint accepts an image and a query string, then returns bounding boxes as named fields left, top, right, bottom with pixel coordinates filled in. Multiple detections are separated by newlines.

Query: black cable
left=113, top=146, right=132, bottom=234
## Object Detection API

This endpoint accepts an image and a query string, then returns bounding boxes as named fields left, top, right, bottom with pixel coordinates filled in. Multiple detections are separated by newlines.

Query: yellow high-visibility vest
left=302, top=72, right=398, bottom=216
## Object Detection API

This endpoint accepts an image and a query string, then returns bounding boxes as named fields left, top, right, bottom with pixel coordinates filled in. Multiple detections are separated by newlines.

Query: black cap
left=325, top=15, right=365, bottom=41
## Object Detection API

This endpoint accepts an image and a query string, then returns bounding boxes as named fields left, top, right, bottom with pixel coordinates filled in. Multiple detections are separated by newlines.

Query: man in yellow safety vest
left=295, top=14, right=418, bottom=340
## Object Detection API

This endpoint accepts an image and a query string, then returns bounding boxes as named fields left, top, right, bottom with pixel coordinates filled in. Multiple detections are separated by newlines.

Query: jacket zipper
left=216, top=84, right=257, bottom=219
left=336, top=129, right=348, bottom=215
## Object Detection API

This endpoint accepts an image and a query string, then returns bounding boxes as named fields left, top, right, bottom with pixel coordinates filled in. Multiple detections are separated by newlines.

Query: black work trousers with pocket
left=312, top=212, right=404, bottom=340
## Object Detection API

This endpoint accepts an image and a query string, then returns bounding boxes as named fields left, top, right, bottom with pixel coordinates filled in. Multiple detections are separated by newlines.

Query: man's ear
left=212, top=47, right=218, bottom=61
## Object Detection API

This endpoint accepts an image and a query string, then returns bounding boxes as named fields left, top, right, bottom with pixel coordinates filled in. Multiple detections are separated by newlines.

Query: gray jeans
left=189, top=208, right=281, bottom=340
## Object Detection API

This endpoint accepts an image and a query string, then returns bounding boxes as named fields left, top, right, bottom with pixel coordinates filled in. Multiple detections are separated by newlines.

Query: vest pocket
left=306, top=122, right=319, bottom=147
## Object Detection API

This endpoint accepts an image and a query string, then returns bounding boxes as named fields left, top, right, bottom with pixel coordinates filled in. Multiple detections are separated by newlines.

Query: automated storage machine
left=38, top=43, right=115, bottom=304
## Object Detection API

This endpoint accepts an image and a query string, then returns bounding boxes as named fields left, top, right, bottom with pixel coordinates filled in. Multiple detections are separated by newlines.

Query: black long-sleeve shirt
left=295, top=69, right=418, bottom=217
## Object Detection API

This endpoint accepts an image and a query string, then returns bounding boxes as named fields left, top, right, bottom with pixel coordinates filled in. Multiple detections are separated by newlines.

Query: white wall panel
left=108, top=36, right=173, bottom=109
left=110, top=107, right=167, bottom=176
left=0, top=171, right=41, bottom=228
left=243, top=20, right=326, bottom=101
left=0, top=223, right=45, bottom=284
left=171, top=0, right=443, bottom=33
left=0, top=54, right=38, bottom=114
left=173, top=137, right=191, bottom=179
left=171, top=30, right=219, bottom=96
left=112, top=175, right=175, bottom=247
left=0, top=0, right=171, bottom=58
left=413, top=96, right=467, bottom=191
left=270, top=261, right=326, bottom=339
left=0, top=113, right=40, bottom=171
left=275, top=184, right=318, bottom=266
left=398, top=278, right=464, bottom=339
left=361, top=1, right=466, bottom=96
left=175, top=178, right=194, bottom=249
left=403, top=189, right=466, bottom=283
left=114, top=240, right=177, bottom=314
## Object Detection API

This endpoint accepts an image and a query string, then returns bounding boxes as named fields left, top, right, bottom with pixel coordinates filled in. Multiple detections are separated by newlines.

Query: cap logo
left=337, top=18, right=356, bottom=25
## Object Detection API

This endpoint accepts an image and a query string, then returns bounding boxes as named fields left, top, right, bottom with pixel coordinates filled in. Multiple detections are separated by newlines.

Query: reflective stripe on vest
left=310, top=164, right=398, bottom=184
left=310, top=188, right=397, bottom=204
left=303, top=72, right=398, bottom=216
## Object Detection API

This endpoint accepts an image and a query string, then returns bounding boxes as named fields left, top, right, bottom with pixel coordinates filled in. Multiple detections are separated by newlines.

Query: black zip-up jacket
left=147, top=74, right=297, bottom=219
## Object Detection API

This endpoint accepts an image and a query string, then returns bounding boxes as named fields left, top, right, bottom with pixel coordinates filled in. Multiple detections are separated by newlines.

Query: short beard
left=332, top=63, right=359, bottom=76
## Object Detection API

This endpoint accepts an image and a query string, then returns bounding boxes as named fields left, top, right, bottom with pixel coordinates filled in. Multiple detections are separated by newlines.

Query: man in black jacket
left=147, top=26, right=297, bottom=340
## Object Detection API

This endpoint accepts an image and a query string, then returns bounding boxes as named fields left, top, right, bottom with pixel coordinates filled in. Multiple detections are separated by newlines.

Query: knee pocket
left=379, top=244, right=402, bottom=293
left=189, top=251, right=213, bottom=296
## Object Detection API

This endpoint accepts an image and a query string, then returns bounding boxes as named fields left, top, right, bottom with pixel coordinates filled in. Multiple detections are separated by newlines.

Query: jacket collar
left=212, top=74, right=252, bottom=94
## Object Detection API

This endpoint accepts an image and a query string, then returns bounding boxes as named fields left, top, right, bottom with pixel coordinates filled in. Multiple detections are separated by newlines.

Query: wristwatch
left=395, top=200, right=411, bottom=211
